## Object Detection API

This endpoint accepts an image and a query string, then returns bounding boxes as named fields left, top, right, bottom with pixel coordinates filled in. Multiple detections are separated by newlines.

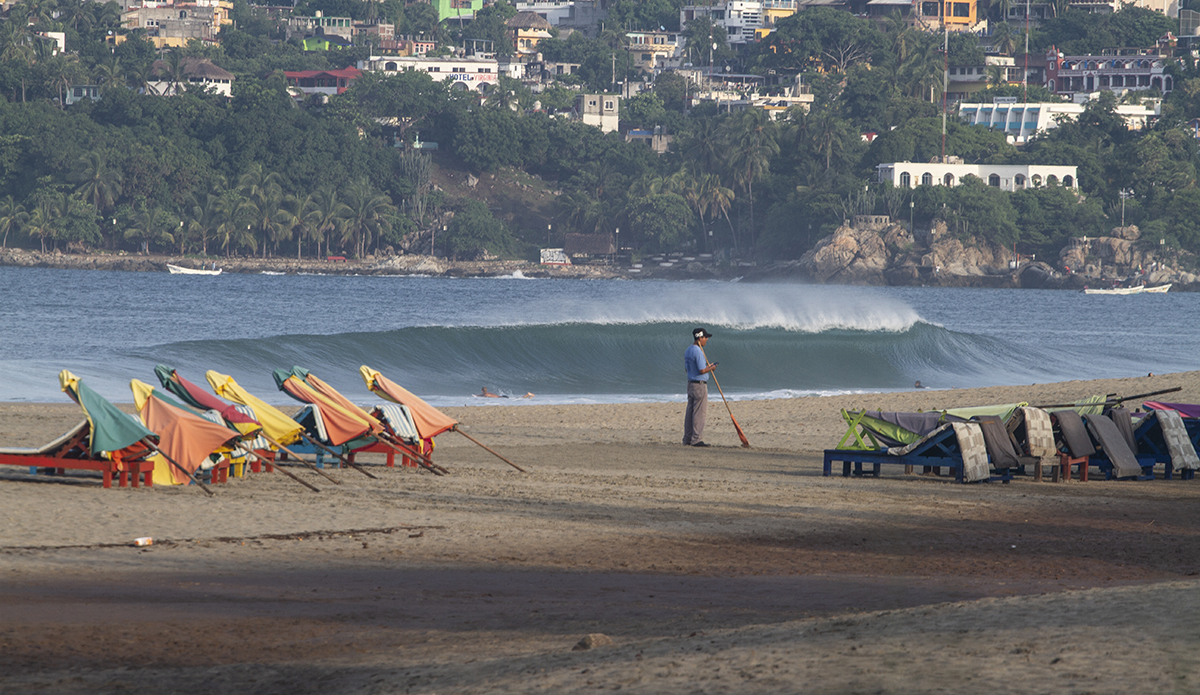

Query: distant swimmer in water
left=914, top=380, right=925, bottom=389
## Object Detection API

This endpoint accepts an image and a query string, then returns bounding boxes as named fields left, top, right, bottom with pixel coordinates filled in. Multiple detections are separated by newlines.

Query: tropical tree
left=338, top=178, right=396, bottom=258
left=124, top=206, right=175, bottom=254
left=0, top=196, right=28, bottom=248
left=307, top=186, right=349, bottom=259
left=723, top=108, right=779, bottom=248
left=72, top=151, right=123, bottom=215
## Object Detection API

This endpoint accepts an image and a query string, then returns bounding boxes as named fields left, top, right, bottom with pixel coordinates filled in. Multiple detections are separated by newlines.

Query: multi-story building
left=512, top=0, right=576, bottom=25
left=147, top=57, right=234, bottom=96
left=1045, top=41, right=1175, bottom=99
left=507, top=11, right=553, bottom=57
left=287, top=12, right=353, bottom=41
left=626, top=31, right=684, bottom=73
left=511, top=0, right=608, bottom=35
left=284, top=67, right=363, bottom=99
left=876, top=162, right=1080, bottom=192
left=431, top=0, right=485, bottom=21
left=121, top=0, right=231, bottom=47
left=959, top=97, right=1158, bottom=144
left=680, top=1, right=764, bottom=45
left=358, top=55, right=521, bottom=92
left=911, top=0, right=980, bottom=32
left=574, top=93, right=619, bottom=132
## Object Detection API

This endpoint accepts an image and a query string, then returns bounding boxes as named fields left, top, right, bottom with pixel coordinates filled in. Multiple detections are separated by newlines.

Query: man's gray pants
left=683, top=381, right=708, bottom=445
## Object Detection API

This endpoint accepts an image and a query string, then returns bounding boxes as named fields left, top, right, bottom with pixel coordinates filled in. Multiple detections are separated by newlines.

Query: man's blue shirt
left=685, top=344, right=708, bottom=382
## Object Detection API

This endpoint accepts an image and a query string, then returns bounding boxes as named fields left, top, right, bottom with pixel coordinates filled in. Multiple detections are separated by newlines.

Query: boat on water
left=167, top=263, right=222, bottom=276
left=1082, top=284, right=1171, bottom=295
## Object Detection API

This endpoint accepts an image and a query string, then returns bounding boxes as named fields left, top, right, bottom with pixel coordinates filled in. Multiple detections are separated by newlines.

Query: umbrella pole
left=246, top=450, right=320, bottom=492
left=263, top=434, right=342, bottom=484
left=144, top=439, right=215, bottom=496
left=298, top=433, right=377, bottom=479
left=454, top=428, right=526, bottom=473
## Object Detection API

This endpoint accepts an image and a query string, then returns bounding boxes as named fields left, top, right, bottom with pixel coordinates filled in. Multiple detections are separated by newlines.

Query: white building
left=574, top=93, right=619, bottom=132
left=512, top=0, right=576, bottom=26
left=876, top=162, right=1080, bottom=192
left=358, top=55, right=521, bottom=92
left=680, top=1, right=763, bottom=45
left=959, top=98, right=1158, bottom=144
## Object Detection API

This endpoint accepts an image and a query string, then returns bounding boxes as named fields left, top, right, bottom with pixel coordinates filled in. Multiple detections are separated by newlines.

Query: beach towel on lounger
left=1052, top=410, right=1095, bottom=458
left=1018, top=407, right=1055, bottom=457
left=973, top=415, right=1021, bottom=470
left=884, top=423, right=990, bottom=483
left=1154, top=409, right=1200, bottom=471
left=1107, top=408, right=1136, bottom=454
left=1085, top=414, right=1143, bottom=478
left=950, top=422, right=991, bottom=482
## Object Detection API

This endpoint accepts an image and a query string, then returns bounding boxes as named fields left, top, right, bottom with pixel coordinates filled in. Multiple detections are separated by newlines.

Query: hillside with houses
left=0, top=0, right=1199, bottom=286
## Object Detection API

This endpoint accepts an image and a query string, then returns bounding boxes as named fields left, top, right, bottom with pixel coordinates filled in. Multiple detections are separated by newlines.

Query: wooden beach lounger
left=823, top=409, right=1012, bottom=484
left=0, top=420, right=154, bottom=488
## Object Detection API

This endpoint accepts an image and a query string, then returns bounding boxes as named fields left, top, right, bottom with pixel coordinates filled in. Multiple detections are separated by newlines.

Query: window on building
left=429, top=67, right=440, bottom=72
left=899, top=172, right=911, bottom=188
left=922, top=173, right=933, bottom=186
left=988, top=174, right=1000, bottom=187
left=604, top=101, right=613, bottom=109
left=1015, top=174, right=1026, bottom=188
left=1031, top=174, right=1042, bottom=187
left=943, top=173, right=955, bottom=186
left=922, top=1, right=939, bottom=15
left=1063, top=175, right=1074, bottom=187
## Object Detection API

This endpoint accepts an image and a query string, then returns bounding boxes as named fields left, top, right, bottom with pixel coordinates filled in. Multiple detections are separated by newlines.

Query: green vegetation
left=0, top=0, right=1197, bottom=264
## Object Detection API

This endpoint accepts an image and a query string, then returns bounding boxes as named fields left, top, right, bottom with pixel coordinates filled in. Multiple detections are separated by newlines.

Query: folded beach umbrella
left=360, top=366, right=458, bottom=440
left=274, top=367, right=446, bottom=475
left=359, top=365, right=525, bottom=473
left=273, top=368, right=378, bottom=446
left=59, top=370, right=157, bottom=457
left=155, top=365, right=260, bottom=437
left=207, top=370, right=306, bottom=447
left=59, top=370, right=213, bottom=495
left=131, top=379, right=242, bottom=485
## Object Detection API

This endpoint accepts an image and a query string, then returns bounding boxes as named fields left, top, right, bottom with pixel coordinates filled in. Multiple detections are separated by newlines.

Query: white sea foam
left=452, top=283, right=927, bottom=333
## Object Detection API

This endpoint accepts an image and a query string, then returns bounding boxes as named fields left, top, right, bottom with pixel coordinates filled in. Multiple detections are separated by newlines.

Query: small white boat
left=1144, top=284, right=1172, bottom=293
left=167, top=263, right=222, bottom=275
left=1083, top=285, right=1144, bottom=295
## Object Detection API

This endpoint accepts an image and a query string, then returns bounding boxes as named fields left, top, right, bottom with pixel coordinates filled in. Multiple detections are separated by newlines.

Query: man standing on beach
left=683, top=327, right=717, bottom=447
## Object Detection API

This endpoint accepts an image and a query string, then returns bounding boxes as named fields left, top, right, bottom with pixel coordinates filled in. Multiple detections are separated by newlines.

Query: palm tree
left=723, top=108, right=779, bottom=249
left=279, top=192, right=317, bottom=259
left=95, top=54, right=125, bottom=94
left=0, top=196, right=28, bottom=248
left=72, top=151, right=123, bottom=214
left=237, top=163, right=289, bottom=256
left=24, top=201, right=56, bottom=253
left=679, top=116, right=725, bottom=176
left=991, top=22, right=1018, bottom=56
left=308, top=186, right=348, bottom=259
left=338, top=178, right=396, bottom=259
left=124, top=207, right=172, bottom=254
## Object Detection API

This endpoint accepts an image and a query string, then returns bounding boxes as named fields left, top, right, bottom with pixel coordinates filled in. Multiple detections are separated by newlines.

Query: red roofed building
left=284, top=67, right=362, bottom=98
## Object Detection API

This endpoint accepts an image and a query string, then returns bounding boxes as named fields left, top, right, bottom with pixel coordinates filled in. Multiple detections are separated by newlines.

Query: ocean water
left=1, top=266, right=1197, bottom=406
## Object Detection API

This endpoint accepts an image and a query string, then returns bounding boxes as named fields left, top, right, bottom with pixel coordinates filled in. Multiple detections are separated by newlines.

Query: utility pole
left=941, top=1, right=948, bottom=163
left=1024, top=0, right=1030, bottom=101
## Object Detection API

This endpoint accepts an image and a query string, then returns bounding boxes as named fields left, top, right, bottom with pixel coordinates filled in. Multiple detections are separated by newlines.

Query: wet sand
left=3, top=371, right=1200, bottom=693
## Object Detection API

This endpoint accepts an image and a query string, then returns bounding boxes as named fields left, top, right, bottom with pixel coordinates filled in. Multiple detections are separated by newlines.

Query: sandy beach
left=3, top=371, right=1200, bottom=693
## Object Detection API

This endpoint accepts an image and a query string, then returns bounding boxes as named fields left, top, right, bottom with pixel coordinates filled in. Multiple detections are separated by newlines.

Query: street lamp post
left=909, top=200, right=915, bottom=231
left=547, top=223, right=551, bottom=246
left=1119, top=189, right=1132, bottom=227
left=614, top=227, right=619, bottom=264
